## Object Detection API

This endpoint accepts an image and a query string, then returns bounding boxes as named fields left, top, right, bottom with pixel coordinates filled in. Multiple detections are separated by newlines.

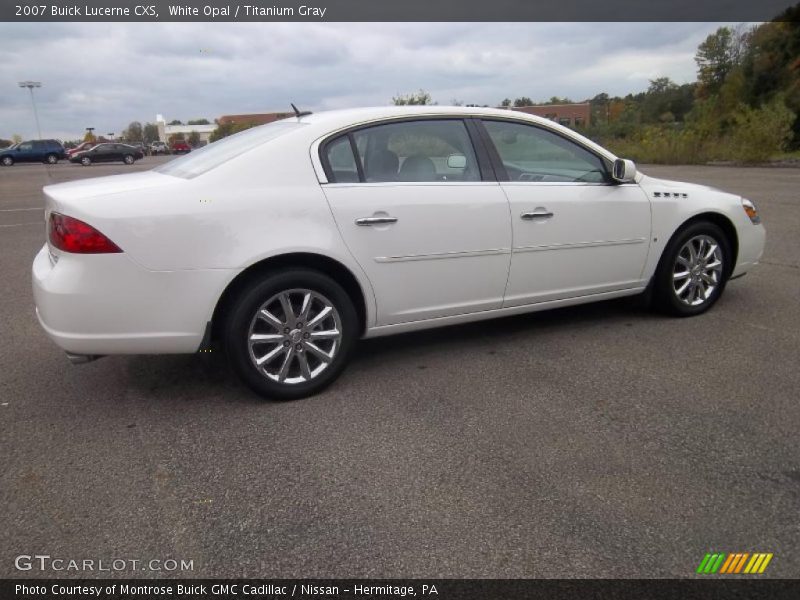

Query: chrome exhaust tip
left=65, top=352, right=104, bottom=365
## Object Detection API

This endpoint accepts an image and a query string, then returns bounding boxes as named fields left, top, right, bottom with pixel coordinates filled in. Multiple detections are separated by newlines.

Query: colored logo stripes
left=696, top=552, right=773, bottom=574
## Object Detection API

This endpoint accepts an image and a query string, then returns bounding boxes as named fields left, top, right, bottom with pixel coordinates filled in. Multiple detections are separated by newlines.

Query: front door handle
left=521, top=209, right=554, bottom=220
left=355, top=216, right=398, bottom=226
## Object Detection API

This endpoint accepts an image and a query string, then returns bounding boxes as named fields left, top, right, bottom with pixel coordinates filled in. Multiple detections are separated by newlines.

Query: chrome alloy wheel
left=672, top=234, right=724, bottom=306
left=247, top=289, right=343, bottom=384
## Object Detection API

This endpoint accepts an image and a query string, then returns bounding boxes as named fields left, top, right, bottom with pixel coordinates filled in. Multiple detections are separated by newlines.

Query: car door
left=93, top=145, right=113, bottom=162
left=320, top=118, right=512, bottom=326
left=479, top=119, right=651, bottom=307
left=16, top=142, right=35, bottom=162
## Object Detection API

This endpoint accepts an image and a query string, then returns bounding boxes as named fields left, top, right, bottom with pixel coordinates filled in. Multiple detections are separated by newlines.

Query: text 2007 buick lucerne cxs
left=33, top=106, right=765, bottom=399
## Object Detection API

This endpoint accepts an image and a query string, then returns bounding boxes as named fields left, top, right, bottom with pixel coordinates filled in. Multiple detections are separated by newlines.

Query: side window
left=351, top=120, right=480, bottom=183
left=18, top=143, right=33, bottom=152
left=324, top=136, right=359, bottom=183
left=483, top=120, right=609, bottom=184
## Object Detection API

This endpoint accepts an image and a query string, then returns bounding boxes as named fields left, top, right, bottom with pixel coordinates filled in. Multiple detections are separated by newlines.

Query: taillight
left=48, top=213, right=122, bottom=254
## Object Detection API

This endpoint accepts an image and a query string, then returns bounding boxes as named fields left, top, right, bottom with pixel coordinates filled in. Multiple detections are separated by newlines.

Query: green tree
left=392, top=90, right=433, bottom=105
left=0, top=139, right=12, bottom=148
left=143, top=123, right=159, bottom=144
left=168, top=119, right=183, bottom=125
left=727, top=96, right=795, bottom=161
left=209, top=120, right=259, bottom=143
left=500, top=98, right=512, bottom=107
left=187, top=119, right=210, bottom=125
left=122, top=121, right=143, bottom=143
left=695, top=27, right=745, bottom=97
left=188, top=130, right=201, bottom=147
left=513, top=97, right=533, bottom=107
left=12, top=134, right=22, bottom=143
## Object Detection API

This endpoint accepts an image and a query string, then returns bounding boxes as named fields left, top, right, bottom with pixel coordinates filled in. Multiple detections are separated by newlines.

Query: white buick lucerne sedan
left=33, top=106, right=765, bottom=399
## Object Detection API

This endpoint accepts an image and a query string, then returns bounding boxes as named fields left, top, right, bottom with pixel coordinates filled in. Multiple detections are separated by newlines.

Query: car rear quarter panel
left=47, top=138, right=378, bottom=329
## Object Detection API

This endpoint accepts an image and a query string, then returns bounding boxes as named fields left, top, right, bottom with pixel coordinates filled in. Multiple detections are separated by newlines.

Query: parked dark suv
left=0, top=140, right=67, bottom=166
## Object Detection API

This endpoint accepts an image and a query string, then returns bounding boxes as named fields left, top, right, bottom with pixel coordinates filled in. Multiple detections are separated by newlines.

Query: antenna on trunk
left=290, top=103, right=312, bottom=118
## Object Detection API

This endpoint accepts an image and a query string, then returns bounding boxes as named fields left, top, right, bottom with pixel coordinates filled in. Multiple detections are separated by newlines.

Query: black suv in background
left=0, top=140, right=67, bottom=165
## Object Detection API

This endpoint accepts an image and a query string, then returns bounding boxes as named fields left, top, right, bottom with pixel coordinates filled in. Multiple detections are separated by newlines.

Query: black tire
left=653, top=220, right=732, bottom=317
left=123, top=154, right=135, bottom=165
left=45, top=154, right=58, bottom=164
left=80, top=156, right=92, bottom=166
left=224, top=268, right=358, bottom=400
left=1, top=156, right=13, bottom=166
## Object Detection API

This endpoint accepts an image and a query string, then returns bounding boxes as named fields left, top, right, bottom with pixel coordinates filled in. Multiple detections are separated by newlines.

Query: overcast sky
left=0, top=22, right=735, bottom=140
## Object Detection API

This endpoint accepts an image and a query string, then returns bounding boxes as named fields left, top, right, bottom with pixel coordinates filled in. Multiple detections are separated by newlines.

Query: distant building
left=156, top=114, right=216, bottom=145
left=217, top=112, right=292, bottom=127
left=509, top=103, right=591, bottom=128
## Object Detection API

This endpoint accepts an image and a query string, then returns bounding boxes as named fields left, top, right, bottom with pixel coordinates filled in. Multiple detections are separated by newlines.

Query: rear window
left=155, top=120, right=304, bottom=179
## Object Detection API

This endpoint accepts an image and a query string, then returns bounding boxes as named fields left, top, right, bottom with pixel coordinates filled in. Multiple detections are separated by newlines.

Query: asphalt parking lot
left=1, top=158, right=798, bottom=578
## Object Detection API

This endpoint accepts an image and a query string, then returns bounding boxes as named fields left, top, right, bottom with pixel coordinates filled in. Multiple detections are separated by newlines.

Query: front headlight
left=742, top=198, right=761, bottom=224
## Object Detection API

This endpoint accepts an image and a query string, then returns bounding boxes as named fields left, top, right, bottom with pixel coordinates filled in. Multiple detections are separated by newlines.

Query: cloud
left=0, top=22, right=730, bottom=140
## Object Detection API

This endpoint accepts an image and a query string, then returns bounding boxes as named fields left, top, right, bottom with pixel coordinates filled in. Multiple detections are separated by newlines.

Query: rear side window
left=324, top=136, right=359, bottom=183
left=353, top=120, right=480, bottom=183
left=483, top=120, right=609, bottom=183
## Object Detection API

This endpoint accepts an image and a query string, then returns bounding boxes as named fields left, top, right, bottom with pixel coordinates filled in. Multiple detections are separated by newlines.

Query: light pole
left=18, top=81, right=43, bottom=140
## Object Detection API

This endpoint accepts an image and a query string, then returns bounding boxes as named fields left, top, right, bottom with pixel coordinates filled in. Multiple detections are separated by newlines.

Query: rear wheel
left=123, top=154, right=135, bottom=165
left=224, top=269, right=358, bottom=400
left=80, top=156, right=92, bottom=166
left=45, top=154, right=58, bottom=164
left=1, top=156, right=13, bottom=166
left=653, top=221, right=731, bottom=316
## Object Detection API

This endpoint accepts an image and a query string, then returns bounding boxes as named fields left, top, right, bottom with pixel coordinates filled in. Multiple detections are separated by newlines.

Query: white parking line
left=0, top=222, right=41, bottom=228
left=0, top=207, right=42, bottom=212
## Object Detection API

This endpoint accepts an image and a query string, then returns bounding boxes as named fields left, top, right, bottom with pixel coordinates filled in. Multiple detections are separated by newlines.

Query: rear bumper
left=32, top=245, right=234, bottom=355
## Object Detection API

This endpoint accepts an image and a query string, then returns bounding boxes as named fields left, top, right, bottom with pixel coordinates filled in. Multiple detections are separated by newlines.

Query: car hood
left=638, top=173, right=722, bottom=195
left=43, top=171, right=178, bottom=203
left=638, top=174, right=728, bottom=198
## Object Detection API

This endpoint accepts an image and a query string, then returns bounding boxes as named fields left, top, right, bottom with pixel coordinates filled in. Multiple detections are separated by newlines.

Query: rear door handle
left=355, top=216, right=398, bottom=226
left=521, top=209, right=554, bottom=220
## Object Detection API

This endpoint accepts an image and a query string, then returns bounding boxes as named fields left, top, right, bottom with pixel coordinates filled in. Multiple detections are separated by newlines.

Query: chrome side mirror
left=612, top=158, right=637, bottom=183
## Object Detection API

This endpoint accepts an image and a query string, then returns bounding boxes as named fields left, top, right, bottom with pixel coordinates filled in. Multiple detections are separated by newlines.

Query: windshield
left=155, top=120, right=304, bottom=179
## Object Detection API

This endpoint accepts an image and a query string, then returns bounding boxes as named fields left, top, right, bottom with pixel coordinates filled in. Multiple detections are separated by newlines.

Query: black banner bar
left=3, top=579, right=800, bottom=600
left=1, top=0, right=799, bottom=22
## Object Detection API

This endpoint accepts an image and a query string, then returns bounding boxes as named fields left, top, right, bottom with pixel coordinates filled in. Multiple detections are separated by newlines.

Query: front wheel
left=224, top=269, right=358, bottom=400
left=653, top=221, right=731, bottom=316
left=80, top=156, right=92, bottom=166
left=1, top=156, right=13, bottom=166
left=123, top=154, right=135, bottom=165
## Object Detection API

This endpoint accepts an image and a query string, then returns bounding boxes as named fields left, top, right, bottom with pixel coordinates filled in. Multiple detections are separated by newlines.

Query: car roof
left=300, top=105, right=530, bottom=126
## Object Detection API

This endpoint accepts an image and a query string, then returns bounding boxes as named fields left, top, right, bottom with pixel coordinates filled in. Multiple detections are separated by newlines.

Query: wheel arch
left=659, top=211, right=739, bottom=278
left=210, top=252, right=369, bottom=342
